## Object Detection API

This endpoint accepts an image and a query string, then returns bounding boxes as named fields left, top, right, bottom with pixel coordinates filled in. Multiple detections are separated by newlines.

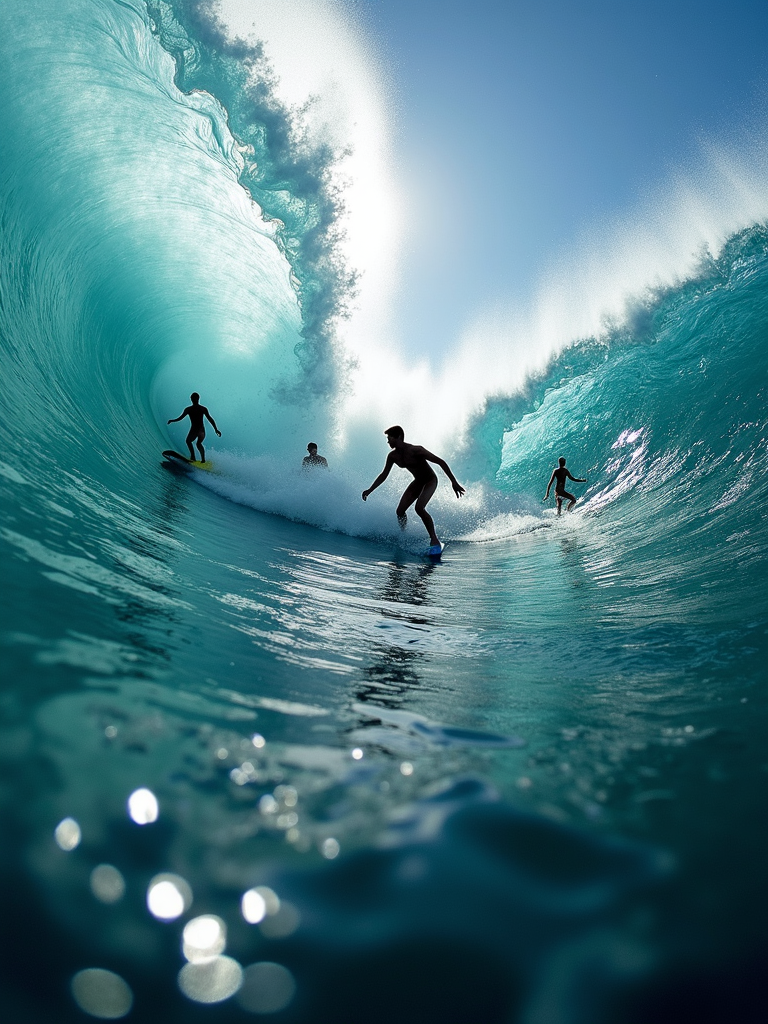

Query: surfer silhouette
left=302, top=442, right=328, bottom=469
left=544, top=457, right=586, bottom=515
left=167, top=393, right=221, bottom=463
left=362, top=425, right=465, bottom=550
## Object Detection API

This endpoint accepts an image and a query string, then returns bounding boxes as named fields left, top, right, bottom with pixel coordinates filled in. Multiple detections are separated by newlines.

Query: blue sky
left=353, top=0, right=768, bottom=357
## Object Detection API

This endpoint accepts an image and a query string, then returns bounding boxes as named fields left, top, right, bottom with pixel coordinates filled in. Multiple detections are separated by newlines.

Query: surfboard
left=162, top=450, right=214, bottom=472
left=422, top=542, right=446, bottom=561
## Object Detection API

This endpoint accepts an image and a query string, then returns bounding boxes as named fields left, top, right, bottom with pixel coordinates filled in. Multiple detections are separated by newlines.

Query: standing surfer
left=167, top=393, right=221, bottom=463
left=361, top=425, right=465, bottom=552
left=544, top=457, right=586, bottom=514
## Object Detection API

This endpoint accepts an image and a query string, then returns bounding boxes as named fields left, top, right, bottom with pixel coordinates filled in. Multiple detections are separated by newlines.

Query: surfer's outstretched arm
left=362, top=453, right=394, bottom=500
left=422, top=449, right=465, bottom=498
left=565, top=470, right=586, bottom=483
left=167, top=408, right=189, bottom=425
left=204, top=409, right=222, bottom=437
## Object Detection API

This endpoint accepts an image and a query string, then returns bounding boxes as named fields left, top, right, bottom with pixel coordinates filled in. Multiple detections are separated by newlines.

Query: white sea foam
left=194, top=449, right=546, bottom=545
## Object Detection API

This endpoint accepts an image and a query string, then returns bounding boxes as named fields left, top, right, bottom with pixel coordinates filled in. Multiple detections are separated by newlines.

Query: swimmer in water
left=362, top=425, right=465, bottom=548
left=167, top=393, right=221, bottom=462
left=302, top=442, right=328, bottom=469
left=544, top=457, right=586, bottom=515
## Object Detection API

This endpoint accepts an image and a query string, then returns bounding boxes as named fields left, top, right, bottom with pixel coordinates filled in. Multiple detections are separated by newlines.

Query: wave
left=0, top=0, right=766, bottom=573
left=187, top=224, right=768, bottom=588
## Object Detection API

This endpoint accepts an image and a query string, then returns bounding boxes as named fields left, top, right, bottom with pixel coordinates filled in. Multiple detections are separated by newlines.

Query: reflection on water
left=355, top=560, right=437, bottom=708
left=147, top=874, right=192, bottom=921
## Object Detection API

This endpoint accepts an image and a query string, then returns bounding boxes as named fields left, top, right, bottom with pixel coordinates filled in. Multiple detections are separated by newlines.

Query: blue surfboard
left=423, top=542, right=446, bottom=561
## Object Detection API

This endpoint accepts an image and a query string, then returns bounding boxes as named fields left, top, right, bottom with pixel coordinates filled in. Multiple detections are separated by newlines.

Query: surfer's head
left=385, top=425, right=405, bottom=447
left=559, top=457, right=566, bottom=467
left=190, top=392, right=200, bottom=403
left=307, top=443, right=318, bottom=453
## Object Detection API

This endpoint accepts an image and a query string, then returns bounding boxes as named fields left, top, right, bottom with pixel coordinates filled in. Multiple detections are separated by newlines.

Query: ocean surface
left=1, top=1, right=766, bottom=1022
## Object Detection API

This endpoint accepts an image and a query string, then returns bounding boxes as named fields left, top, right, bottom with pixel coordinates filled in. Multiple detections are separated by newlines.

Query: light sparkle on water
left=146, top=873, right=193, bottom=921
left=127, top=788, right=158, bottom=824
left=54, top=817, right=81, bottom=851
left=183, top=915, right=227, bottom=963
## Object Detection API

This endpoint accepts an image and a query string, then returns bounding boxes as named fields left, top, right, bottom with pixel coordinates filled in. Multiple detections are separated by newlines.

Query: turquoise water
left=1, top=1, right=766, bottom=1021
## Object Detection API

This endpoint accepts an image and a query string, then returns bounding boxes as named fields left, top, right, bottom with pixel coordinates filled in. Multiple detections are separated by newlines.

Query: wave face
left=0, top=1, right=766, bottom=1021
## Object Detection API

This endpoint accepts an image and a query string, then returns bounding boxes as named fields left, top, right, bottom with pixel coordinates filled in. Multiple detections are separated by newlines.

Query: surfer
left=302, top=442, right=328, bottom=469
left=544, top=457, right=586, bottom=515
left=361, top=425, right=465, bottom=549
left=167, top=393, right=221, bottom=463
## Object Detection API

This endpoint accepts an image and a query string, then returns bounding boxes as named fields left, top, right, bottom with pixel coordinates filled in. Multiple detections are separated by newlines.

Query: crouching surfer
left=361, top=425, right=465, bottom=553
left=167, top=392, right=221, bottom=462
left=544, top=457, right=586, bottom=515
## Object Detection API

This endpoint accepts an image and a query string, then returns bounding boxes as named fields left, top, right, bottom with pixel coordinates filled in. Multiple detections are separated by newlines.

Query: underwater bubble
left=237, top=962, right=296, bottom=1014
left=321, top=837, right=340, bottom=859
left=147, top=873, right=192, bottom=921
left=178, top=956, right=243, bottom=1003
left=90, top=865, right=125, bottom=904
left=104, top=726, right=118, bottom=739
left=127, top=788, right=158, bottom=824
left=251, top=733, right=266, bottom=748
left=400, top=762, right=414, bottom=776
left=259, top=902, right=300, bottom=939
left=70, top=968, right=133, bottom=1019
left=351, top=747, right=364, bottom=760
left=183, top=915, right=227, bottom=962
left=55, top=817, right=81, bottom=851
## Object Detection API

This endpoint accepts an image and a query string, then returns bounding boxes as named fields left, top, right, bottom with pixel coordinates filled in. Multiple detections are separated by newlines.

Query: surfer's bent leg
left=185, top=427, right=197, bottom=461
left=194, top=428, right=206, bottom=462
left=396, top=480, right=423, bottom=531
left=414, top=478, right=439, bottom=546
